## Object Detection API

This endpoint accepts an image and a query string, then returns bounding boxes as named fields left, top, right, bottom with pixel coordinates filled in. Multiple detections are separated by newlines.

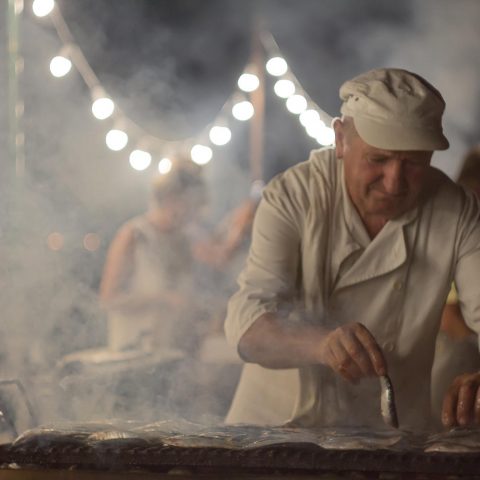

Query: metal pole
left=8, top=0, right=24, bottom=179
left=248, top=23, right=265, bottom=183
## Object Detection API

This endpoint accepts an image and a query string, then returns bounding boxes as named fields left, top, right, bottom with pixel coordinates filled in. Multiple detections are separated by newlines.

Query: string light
left=129, top=150, right=152, bottom=171
left=49, top=55, right=71, bottom=77
left=32, top=0, right=54, bottom=17
left=316, top=126, right=335, bottom=146
left=299, top=109, right=321, bottom=127
left=261, top=30, right=334, bottom=145
left=38, top=3, right=336, bottom=168
left=238, top=73, right=260, bottom=93
left=274, top=79, right=295, bottom=98
left=91, top=97, right=114, bottom=120
left=106, top=129, right=128, bottom=151
left=209, top=126, right=232, bottom=146
left=232, top=101, right=254, bottom=121
left=158, top=157, right=173, bottom=175
left=305, top=121, right=326, bottom=139
left=191, top=145, right=213, bottom=165
left=286, top=95, right=307, bottom=114
left=266, top=57, right=288, bottom=76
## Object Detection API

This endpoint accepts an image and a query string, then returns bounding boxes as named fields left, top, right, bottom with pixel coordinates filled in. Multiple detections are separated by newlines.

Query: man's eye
left=368, top=157, right=387, bottom=164
left=406, top=159, right=425, bottom=167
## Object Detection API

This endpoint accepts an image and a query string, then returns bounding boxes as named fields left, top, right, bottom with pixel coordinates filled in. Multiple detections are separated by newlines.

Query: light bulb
left=158, top=157, right=173, bottom=175
left=299, top=109, right=321, bottom=127
left=92, top=97, right=114, bottom=120
left=232, top=101, right=254, bottom=121
left=32, top=0, right=54, bottom=17
left=106, top=129, right=128, bottom=151
left=238, top=73, right=260, bottom=92
left=286, top=95, right=307, bottom=114
left=266, top=57, right=288, bottom=76
left=191, top=145, right=212, bottom=165
left=49, top=56, right=71, bottom=77
left=305, top=121, right=327, bottom=139
left=209, top=126, right=232, bottom=146
left=316, top=127, right=335, bottom=146
left=129, top=150, right=152, bottom=171
left=274, top=79, right=295, bottom=98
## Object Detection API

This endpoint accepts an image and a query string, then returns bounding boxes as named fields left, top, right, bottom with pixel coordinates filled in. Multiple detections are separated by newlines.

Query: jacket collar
left=332, top=160, right=418, bottom=290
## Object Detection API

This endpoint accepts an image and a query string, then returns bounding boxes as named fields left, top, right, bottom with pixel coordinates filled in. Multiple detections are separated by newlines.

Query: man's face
left=334, top=118, right=433, bottom=223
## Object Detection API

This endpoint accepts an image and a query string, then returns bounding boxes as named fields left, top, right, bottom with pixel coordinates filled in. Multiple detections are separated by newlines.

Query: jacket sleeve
left=453, top=190, right=480, bottom=341
left=224, top=170, right=308, bottom=348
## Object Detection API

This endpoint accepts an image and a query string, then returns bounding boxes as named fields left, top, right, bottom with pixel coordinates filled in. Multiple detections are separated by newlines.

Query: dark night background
left=0, top=0, right=479, bottom=426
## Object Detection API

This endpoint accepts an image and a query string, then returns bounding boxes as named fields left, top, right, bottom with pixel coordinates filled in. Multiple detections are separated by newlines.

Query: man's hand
left=317, top=323, right=387, bottom=382
left=442, top=372, right=480, bottom=427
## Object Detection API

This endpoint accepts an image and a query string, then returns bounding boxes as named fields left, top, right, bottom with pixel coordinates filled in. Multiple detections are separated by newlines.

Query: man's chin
left=369, top=201, right=408, bottom=219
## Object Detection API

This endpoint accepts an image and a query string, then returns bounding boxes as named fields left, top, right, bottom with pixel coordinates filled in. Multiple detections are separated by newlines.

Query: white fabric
left=225, top=147, right=480, bottom=430
left=108, top=215, right=192, bottom=351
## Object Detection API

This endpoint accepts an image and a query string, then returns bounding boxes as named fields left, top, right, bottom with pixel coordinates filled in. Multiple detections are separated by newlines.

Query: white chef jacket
left=225, top=147, right=480, bottom=431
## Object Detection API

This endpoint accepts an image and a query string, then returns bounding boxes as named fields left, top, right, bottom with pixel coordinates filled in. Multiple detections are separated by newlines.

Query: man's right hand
left=317, top=323, right=387, bottom=382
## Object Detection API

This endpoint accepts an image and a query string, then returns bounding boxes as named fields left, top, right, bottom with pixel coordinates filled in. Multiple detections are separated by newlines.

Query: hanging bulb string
left=259, top=29, right=333, bottom=124
left=40, top=2, right=336, bottom=169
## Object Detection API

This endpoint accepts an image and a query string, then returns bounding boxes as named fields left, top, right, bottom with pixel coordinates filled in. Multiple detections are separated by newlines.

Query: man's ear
left=332, top=117, right=345, bottom=158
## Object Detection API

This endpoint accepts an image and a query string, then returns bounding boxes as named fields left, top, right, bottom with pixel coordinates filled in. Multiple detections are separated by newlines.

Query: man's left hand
left=442, top=372, right=480, bottom=427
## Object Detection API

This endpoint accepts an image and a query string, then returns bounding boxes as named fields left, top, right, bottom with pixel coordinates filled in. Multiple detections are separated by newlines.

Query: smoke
left=1, top=0, right=480, bottom=436
left=262, top=0, right=480, bottom=177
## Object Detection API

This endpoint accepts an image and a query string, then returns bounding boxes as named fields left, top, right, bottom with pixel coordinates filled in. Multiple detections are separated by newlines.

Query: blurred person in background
left=431, top=145, right=480, bottom=424
left=99, top=164, right=207, bottom=353
left=100, top=161, right=256, bottom=355
left=56, top=162, right=256, bottom=422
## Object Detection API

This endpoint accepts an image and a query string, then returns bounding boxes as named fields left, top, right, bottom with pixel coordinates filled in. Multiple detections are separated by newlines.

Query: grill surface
left=2, top=424, right=480, bottom=477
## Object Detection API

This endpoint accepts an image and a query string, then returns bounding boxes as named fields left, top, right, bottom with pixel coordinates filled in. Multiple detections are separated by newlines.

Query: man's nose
left=382, top=160, right=406, bottom=194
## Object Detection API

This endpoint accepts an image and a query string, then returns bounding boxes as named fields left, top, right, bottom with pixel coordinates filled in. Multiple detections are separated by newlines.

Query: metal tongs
left=380, top=375, right=399, bottom=428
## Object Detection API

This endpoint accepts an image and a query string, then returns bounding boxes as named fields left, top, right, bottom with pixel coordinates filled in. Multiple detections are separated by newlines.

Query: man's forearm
left=238, top=312, right=328, bottom=369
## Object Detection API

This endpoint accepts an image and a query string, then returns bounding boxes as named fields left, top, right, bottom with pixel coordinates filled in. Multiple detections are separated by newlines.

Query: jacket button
left=393, top=280, right=403, bottom=290
left=383, top=342, right=395, bottom=353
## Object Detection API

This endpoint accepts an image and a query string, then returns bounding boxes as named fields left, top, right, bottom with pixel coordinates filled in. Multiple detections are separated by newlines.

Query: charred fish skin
left=380, top=375, right=399, bottom=429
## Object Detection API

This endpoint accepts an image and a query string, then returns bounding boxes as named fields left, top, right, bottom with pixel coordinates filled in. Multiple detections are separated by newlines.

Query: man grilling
left=224, top=67, right=480, bottom=431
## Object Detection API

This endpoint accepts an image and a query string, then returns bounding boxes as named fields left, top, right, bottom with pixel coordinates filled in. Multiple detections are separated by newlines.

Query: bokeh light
left=232, top=101, right=254, bottom=121
left=49, top=56, right=71, bottom=77
left=300, top=109, right=321, bottom=127
left=158, top=157, right=173, bottom=175
left=83, top=233, right=101, bottom=252
left=191, top=144, right=213, bottom=165
left=266, top=57, right=288, bottom=76
left=274, top=79, right=295, bottom=98
left=238, top=73, right=260, bottom=92
left=129, top=150, right=152, bottom=171
left=91, top=97, right=114, bottom=120
left=105, top=129, right=128, bottom=151
left=47, top=232, right=64, bottom=251
left=209, top=126, right=232, bottom=146
left=316, top=126, right=336, bottom=146
left=286, top=94, right=307, bottom=114
left=32, top=0, right=54, bottom=17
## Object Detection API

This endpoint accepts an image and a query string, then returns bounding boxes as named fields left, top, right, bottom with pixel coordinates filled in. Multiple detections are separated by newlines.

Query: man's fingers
left=442, top=374, right=480, bottom=428
left=474, top=387, right=480, bottom=425
left=328, top=342, right=362, bottom=382
left=321, top=323, right=387, bottom=381
left=442, top=384, right=459, bottom=427
left=339, top=328, right=376, bottom=376
left=353, top=324, right=387, bottom=376
left=457, top=380, right=475, bottom=426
